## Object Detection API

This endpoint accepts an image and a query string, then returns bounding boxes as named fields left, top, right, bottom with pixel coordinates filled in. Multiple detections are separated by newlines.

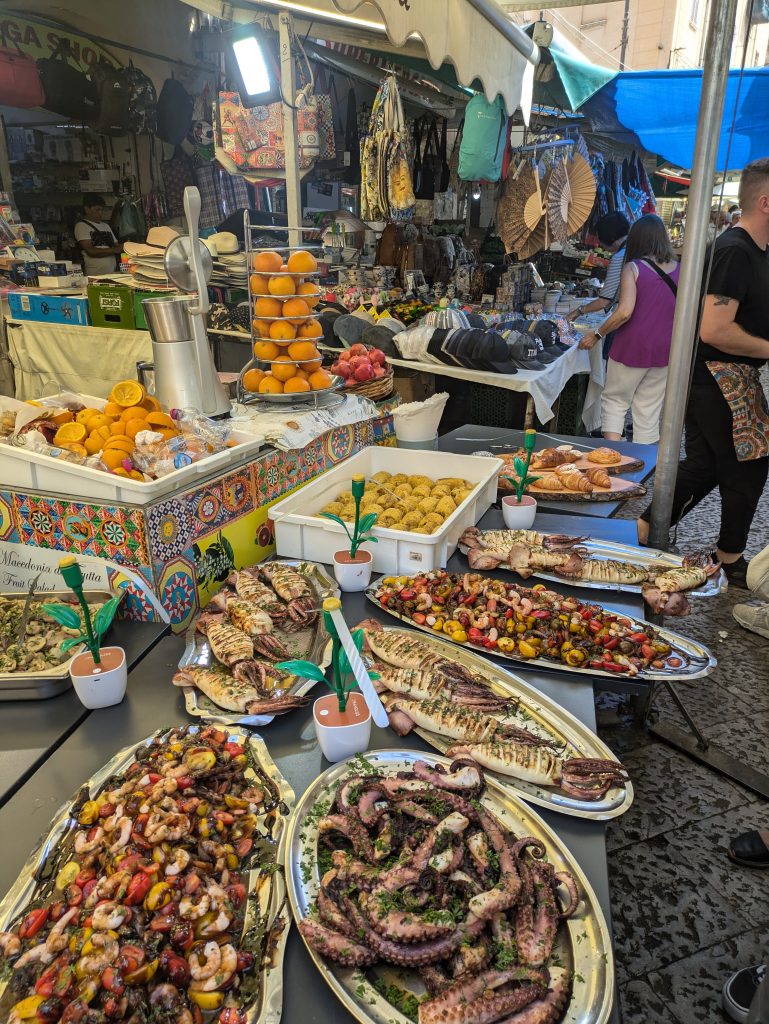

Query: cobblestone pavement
left=601, top=463, right=769, bottom=1023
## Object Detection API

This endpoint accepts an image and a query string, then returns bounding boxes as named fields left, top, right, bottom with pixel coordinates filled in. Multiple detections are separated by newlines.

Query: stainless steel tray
left=285, top=749, right=614, bottom=1024
left=179, top=560, right=338, bottom=726
left=369, top=626, right=632, bottom=820
left=0, top=725, right=294, bottom=1024
left=459, top=535, right=726, bottom=598
left=365, top=584, right=717, bottom=683
left=0, top=590, right=114, bottom=701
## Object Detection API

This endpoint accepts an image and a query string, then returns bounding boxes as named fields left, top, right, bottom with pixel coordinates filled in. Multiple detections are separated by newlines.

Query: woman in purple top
left=579, top=215, right=679, bottom=444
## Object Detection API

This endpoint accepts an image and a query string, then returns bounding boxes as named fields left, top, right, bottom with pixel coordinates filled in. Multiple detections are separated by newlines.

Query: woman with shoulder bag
left=579, top=214, right=679, bottom=445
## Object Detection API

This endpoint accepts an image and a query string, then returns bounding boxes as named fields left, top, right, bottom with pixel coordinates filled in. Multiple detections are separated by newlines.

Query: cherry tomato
left=19, top=906, right=48, bottom=939
left=64, top=884, right=83, bottom=907
left=158, top=948, right=190, bottom=986
left=48, top=901, right=67, bottom=922
left=101, top=966, right=125, bottom=995
left=124, top=873, right=152, bottom=906
left=36, top=997, right=64, bottom=1023
left=147, top=772, right=162, bottom=784
left=640, top=643, right=655, bottom=660
left=175, top=775, right=194, bottom=791
left=82, top=879, right=98, bottom=903
left=628, top=631, right=650, bottom=643
left=170, top=921, right=194, bottom=952
left=587, top=619, right=603, bottom=634
left=226, top=883, right=246, bottom=908
left=116, top=943, right=146, bottom=974
left=98, top=801, right=114, bottom=818
left=61, top=1000, right=91, bottom=1024
left=236, top=950, right=255, bottom=971
left=225, top=742, right=244, bottom=757
left=132, top=813, right=149, bottom=836
left=53, top=965, right=75, bottom=999
left=35, top=957, right=66, bottom=997
left=218, top=1010, right=248, bottom=1024
left=75, top=868, right=96, bottom=887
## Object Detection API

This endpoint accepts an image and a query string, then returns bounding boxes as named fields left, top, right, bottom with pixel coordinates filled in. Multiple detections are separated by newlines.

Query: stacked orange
left=52, top=381, right=181, bottom=477
left=244, top=249, right=333, bottom=396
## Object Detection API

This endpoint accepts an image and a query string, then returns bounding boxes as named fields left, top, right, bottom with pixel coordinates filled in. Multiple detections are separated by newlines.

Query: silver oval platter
left=178, top=560, right=337, bottom=726
left=458, top=531, right=726, bottom=598
left=0, top=726, right=294, bottom=1024
left=368, top=625, right=632, bottom=820
left=285, top=749, right=614, bottom=1024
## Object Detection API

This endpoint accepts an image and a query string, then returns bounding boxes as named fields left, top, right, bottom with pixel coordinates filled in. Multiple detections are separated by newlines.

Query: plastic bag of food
left=174, top=407, right=232, bottom=453
left=132, top=429, right=211, bottom=478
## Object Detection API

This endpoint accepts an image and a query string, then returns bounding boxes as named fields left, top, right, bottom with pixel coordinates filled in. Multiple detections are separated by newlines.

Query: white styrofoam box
left=269, top=448, right=502, bottom=576
left=0, top=392, right=264, bottom=505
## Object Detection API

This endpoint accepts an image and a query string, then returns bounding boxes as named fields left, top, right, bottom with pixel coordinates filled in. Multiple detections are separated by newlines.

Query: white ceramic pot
left=70, top=646, right=127, bottom=709
left=313, top=692, right=372, bottom=762
left=501, top=494, right=538, bottom=530
left=333, top=549, right=373, bottom=592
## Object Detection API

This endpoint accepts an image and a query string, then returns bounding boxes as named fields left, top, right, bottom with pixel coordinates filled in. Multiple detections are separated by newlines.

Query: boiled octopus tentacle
left=420, top=971, right=547, bottom=1024
left=468, top=810, right=525, bottom=920
left=420, top=965, right=451, bottom=996
left=554, top=872, right=579, bottom=919
left=297, top=919, right=377, bottom=967
left=413, top=760, right=484, bottom=792
left=394, top=799, right=440, bottom=824
left=494, top=971, right=572, bottom=1024
left=318, top=880, right=361, bottom=939
left=559, top=759, right=628, bottom=800
left=244, top=693, right=310, bottom=715
left=318, top=814, right=376, bottom=862
left=448, top=934, right=492, bottom=978
left=514, top=862, right=559, bottom=968
left=330, top=851, right=381, bottom=890
left=340, top=893, right=486, bottom=966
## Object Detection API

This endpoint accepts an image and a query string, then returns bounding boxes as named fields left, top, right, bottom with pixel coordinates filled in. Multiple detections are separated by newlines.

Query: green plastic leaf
left=513, top=456, right=527, bottom=478
left=60, top=637, right=83, bottom=653
left=42, top=603, right=82, bottom=629
left=92, top=596, right=121, bottom=640
left=319, top=512, right=346, bottom=528
left=524, top=474, right=542, bottom=486
left=274, top=659, right=327, bottom=682
left=358, top=512, right=379, bottom=533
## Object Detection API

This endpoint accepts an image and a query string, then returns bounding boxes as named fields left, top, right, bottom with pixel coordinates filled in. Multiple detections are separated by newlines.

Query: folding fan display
left=496, top=159, right=538, bottom=255
left=547, top=152, right=597, bottom=242
left=523, top=161, right=547, bottom=231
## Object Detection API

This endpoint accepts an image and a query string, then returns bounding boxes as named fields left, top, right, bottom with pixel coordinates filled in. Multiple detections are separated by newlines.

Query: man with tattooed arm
left=637, top=157, right=769, bottom=586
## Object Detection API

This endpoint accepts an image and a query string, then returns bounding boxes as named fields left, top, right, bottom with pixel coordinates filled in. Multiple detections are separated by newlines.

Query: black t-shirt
left=694, top=227, right=769, bottom=382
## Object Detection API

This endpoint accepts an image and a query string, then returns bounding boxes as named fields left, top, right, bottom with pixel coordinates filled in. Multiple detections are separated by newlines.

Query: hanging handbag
left=0, top=39, right=44, bottom=108
left=341, top=86, right=360, bottom=184
left=437, top=118, right=450, bottom=193
left=157, top=75, right=194, bottom=145
left=37, top=40, right=98, bottom=120
left=90, top=59, right=132, bottom=135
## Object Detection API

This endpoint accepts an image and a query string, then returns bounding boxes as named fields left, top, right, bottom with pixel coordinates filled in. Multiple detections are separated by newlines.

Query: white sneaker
left=722, top=963, right=767, bottom=1023
left=733, top=602, right=769, bottom=640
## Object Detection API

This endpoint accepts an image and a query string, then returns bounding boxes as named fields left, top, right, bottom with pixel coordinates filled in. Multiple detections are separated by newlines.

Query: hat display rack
left=239, top=211, right=345, bottom=410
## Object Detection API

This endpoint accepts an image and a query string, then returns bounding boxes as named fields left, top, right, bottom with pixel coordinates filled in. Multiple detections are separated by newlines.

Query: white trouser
left=601, top=359, right=668, bottom=444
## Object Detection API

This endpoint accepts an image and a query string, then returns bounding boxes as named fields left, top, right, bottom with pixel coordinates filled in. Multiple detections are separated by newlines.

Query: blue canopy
left=587, top=67, right=769, bottom=170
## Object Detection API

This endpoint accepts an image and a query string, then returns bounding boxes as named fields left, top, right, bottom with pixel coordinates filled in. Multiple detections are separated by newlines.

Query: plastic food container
left=269, top=447, right=502, bottom=575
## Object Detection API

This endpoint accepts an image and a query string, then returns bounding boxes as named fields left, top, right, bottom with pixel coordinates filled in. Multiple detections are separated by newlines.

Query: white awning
left=183, top=0, right=538, bottom=117
left=500, top=0, right=618, bottom=8
left=330, top=0, right=538, bottom=115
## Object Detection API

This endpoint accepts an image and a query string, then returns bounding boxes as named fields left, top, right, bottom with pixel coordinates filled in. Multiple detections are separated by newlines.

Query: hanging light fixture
left=229, top=25, right=282, bottom=107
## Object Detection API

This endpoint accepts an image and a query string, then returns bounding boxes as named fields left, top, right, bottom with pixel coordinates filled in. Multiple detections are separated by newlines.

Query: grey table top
left=0, top=514, right=630, bottom=1024
left=438, top=424, right=657, bottom=519
left=0, top=620, right=168, bottom=808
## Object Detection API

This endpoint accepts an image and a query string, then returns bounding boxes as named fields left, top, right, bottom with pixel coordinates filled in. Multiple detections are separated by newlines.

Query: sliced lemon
left=110, top=380, right=146, bottom=408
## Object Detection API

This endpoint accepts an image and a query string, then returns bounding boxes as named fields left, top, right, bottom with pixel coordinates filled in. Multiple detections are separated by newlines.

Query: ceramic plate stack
left=548, top=153, right=597, bottom=242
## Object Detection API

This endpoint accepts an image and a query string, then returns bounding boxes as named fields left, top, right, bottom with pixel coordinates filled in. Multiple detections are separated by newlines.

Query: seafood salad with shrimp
left=373, top=571, right=687, bottom=676
left=0, top=726, right=288, bottom=1024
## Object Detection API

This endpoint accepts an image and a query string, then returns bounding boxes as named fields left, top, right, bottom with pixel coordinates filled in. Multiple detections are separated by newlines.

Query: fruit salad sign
left=0, top=15, right=117, bottom=68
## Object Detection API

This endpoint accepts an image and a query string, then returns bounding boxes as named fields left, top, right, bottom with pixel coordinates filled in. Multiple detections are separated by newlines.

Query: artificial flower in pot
left=321, top=474, right=378, bottom=592
left=277, top=599, right=377, bottom=761
left=44, top=556, right=126, bottom=709
left=501, top=429, right=540, bottom=530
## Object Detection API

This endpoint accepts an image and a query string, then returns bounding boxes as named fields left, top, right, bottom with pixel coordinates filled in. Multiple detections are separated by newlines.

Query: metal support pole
left=647, top=0, right=739, bottom=550
left=619, top=0, right=630, bottom=69
left=278, top=12, right=302, bottom=247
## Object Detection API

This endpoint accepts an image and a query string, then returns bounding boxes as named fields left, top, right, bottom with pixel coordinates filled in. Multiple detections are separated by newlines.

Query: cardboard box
left=87, top=284, right=136, bottom=330
left=8, top=291, right=91, bottom=326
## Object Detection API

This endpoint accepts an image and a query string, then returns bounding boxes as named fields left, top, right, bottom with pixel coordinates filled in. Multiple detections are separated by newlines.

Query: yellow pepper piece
left=188, top=990, right=225, bottom=1010
left=431, top=618, right=444, bottom=632
left=496, top=637, right=516, bottom=653
left=451, top=629, right=468, bottom=644
left=186, top=749, right=217, bottom=772
left=10, top=995, right=45, bottom=1020
left=77, top=800, right=101, bottom=825
left=145, top=881, right=172, bottom=911
left=517, top=641, right=538, bottom=659
left=55, top=860, right=81, bottom=891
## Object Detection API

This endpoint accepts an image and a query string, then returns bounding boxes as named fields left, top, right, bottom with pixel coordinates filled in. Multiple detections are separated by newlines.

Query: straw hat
left=124, top=226, right=180, bottom=257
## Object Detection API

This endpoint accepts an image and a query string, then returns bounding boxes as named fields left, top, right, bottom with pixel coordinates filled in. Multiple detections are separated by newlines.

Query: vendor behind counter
left=74, top=194, right=122, bottom=276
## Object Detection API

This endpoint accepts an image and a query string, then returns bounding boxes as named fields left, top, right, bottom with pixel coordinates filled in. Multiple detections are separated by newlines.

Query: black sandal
left=728, top=830, right=769, bottom=868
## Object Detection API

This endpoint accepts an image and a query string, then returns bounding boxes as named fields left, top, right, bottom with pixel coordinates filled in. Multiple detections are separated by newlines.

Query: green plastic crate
left=87, top=284, right=136, bottom=330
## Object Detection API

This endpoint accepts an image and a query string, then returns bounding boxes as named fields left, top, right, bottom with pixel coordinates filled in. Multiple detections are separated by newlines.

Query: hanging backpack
left=458, top=94, right=507, bottom=183
left=437, top=118, right=450, bottom=193
left=90, top=60, right=131, bottom=135
left=37, top=40, right=98, bottom=120
left=0, top=38, right=44, bottom=108
left=157, top=75, right=194, bottom=145
left=124, top=61, right=157, bottom=134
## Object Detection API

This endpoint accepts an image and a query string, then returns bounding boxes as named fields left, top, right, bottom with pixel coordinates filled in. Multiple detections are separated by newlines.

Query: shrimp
left=198, top=908, right=232, bottom=936
left=151, top=777, right=179, bottom=799
left=74, top=827, right=105, bottom=854
left=103, top=803, right=124, bottom=831
left=165, top=849, right=191, bottom=876
left=87, top=932, right=119, bottom=960
left=45, top=907, right=78, bottom=953
left=150, top=983, right=183, bottom=1007
left=188, top=943, right=237, bottom=992
left=179, top=894, right=211, bottom=920
left=0, top=931, right=20, bottom=957
left=108, top=817, right=132, bottom=852
left=145, top=812, right=190, bottom=844
left=14, top=942, right=54, bottom=969
left=92, top=901, right=132, bottom=930
left=89, top=870, right=131, bottom=905
left=188, top=941, right=222, bottom=980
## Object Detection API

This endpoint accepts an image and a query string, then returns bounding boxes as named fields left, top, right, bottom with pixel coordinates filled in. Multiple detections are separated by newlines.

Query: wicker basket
left=344, top=367, right=395, bottom=400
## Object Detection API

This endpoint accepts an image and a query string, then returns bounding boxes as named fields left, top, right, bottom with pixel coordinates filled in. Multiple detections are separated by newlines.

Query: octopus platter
left=286, top=750, right=614, bottom=1024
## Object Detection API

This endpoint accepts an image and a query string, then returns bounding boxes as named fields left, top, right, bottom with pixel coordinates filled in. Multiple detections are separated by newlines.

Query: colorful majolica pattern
left=14, top=494, right=149, bottom=564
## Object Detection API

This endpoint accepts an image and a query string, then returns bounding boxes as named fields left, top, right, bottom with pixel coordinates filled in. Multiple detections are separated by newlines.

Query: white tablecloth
left=386, top=342, right=592, bottom=423
left=6, top=319, right=153, bottom=401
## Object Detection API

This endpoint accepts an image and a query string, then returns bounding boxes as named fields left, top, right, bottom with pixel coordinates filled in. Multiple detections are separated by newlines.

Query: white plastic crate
left=269, top=448, right=502, bottom=575
left=0, top=393, right=263, bottom=505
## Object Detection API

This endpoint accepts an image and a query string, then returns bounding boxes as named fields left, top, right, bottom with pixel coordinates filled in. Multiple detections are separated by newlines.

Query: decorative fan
left=517, top=170, right=553, bottom=259
left=547, top=153, right=597, bottom=241
left=497, top=161, right=537, bottom=255
left=523, top=161, right=547, bottom=231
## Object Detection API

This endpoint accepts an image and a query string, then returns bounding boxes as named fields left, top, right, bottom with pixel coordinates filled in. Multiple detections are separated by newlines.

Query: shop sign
left=0, top=14, right=117, bottom=69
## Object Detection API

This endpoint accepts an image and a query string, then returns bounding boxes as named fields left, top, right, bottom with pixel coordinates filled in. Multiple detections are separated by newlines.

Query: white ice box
left=269, top=448, right=502, bottom=575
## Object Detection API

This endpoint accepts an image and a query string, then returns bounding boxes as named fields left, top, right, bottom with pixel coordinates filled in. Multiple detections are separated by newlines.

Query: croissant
left=555, top=445, right=581, bottom=463
left=556, top=468, right=593, bottom=493
left=532, top=449, right=564, bottom=470
left=588, top=447, right=622, bottom=466
left=585, top=467, right=611, bottom=488
left=533, top=474, right=563, bottom=491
